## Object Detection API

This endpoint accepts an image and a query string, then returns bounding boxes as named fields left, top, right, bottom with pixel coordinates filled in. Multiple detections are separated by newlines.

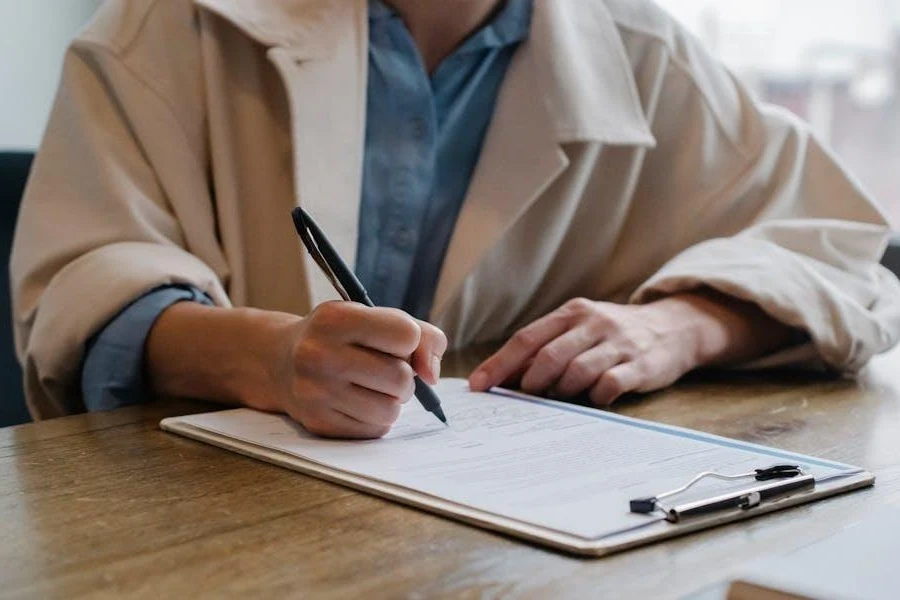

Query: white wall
left=0, top=0, right=102, bottom=151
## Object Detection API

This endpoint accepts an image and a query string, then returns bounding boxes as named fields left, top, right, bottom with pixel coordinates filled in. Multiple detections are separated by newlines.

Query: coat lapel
left=430, top=0, right=657, bottom=321
left=428, top=48, right=568, bottom=322
left=197, top=0, right=368, bottom=308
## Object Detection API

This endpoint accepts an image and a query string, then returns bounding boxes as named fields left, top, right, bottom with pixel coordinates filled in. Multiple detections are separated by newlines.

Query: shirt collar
left=368, top=0, right=533, bottom=53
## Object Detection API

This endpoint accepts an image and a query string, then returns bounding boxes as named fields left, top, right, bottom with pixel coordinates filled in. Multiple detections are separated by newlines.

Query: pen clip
left=291, top=208, right=352, bottom=302
left=661, top=473, right=816, bottom=523
left=629, top=464, right=810, bottom=517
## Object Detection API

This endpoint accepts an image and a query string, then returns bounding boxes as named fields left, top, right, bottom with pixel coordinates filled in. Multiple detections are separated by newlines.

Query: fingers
left=410, top=319, right=448, bottom=385
left=519, top=325, right=601, bottom=394
left=300, top=406, right=393, bottom=440
left=308, top=302, right=423, bottom=358
left=334, top=384, right=406, bottom=428
left=469, top=312, right=570, bottom=391
left=289, top=303, right=450, bottom=438
left=470, top=296, right=699, bottom=407
left=498, top=356, right=534, bottom=389
left=589, top=362, right=644, bottom=406
left=285, top=381, right=404, bottom=439
left=307, top=302, right=447, bottom=382
left=330, top=345, right=416, bottom=400
left=553, top=343, right=623, bottom=398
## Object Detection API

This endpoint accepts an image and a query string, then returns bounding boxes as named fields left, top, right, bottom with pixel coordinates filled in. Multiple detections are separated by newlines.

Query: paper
left=172, top=379, right=858, bottom=541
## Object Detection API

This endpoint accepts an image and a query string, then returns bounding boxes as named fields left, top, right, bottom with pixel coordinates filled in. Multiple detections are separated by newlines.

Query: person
left=11, top=0, right=900, bottom=437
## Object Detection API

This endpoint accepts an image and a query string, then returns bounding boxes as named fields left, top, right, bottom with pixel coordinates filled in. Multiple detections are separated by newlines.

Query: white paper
left=173, top=379, right=856, bottom=540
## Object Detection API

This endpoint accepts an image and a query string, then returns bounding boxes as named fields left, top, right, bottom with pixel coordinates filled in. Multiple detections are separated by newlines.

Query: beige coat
left=12, top=0, right=900, bottom=420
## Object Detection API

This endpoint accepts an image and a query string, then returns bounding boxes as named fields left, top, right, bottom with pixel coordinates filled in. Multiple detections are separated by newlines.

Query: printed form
left=171, top=379, right=856, bottom=541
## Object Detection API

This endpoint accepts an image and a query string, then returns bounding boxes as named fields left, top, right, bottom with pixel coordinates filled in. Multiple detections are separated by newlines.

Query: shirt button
left=394, top=228, right=414, bottom=249
left=412, top=118, right=427, bottom=140
left=391, top=170, right=415, bottom=199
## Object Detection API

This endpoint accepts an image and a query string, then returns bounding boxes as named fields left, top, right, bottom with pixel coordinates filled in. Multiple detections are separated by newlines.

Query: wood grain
left=2, top=347, right=900, bottom=599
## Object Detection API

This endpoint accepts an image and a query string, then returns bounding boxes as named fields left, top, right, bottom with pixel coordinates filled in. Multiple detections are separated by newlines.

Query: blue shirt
left=357, top=0, right=531, bottom=318
left=80, top=0, right=533, bottom=411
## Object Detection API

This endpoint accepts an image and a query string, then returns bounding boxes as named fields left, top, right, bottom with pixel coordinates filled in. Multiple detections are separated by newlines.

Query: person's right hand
left=272, top=301, right=447, bottom=439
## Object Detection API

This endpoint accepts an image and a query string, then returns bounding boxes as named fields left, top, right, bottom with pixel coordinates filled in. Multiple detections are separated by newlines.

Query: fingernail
left=431, top=355, right=442, bottom=383
left=469, top=370, right=487, bottom=390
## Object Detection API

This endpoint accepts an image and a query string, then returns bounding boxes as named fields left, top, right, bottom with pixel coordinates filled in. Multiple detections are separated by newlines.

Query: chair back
left=0, top=152, right=33, bottom=426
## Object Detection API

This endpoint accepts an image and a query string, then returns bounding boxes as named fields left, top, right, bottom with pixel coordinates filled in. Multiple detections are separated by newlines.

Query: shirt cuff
left=81, top=285, right=213, bottom=412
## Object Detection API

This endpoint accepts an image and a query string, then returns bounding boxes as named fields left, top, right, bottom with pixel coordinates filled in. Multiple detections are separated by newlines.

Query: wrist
left=146, top=303, right=301, bottom=411
left=220, top=307, right=302, bottom=412
left=644, top=289, right=796, bottom=367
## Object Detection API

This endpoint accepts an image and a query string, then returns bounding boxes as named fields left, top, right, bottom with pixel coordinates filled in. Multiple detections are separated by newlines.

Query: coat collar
left=193, top=0, right=657, bottom=147
left=193, top=0, right=348, bottom=59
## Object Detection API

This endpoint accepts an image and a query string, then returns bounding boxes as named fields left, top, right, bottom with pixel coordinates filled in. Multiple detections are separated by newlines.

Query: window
left=657, top=0, right=900, bottom=224
left=0, top=1, right=101, bottom=151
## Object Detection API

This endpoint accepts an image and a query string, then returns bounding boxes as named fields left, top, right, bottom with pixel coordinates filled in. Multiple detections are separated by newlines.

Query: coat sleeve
left=10, top=40, right=231, bottom=419
left=628, top=21, right=900, bottom=373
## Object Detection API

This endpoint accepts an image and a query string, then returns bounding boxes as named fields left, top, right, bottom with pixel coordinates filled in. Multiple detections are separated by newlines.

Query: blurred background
left=657, top=0, right=900, bottom=224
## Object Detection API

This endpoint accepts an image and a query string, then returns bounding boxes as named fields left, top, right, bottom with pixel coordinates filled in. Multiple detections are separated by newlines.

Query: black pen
left=291, top=207, right=448, bottom=425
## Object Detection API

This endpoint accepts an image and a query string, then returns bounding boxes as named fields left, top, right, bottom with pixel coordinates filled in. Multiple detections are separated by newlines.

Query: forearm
left=653, top=289, right=799, bottom=368
left=145, top=303, right=300, bottom=411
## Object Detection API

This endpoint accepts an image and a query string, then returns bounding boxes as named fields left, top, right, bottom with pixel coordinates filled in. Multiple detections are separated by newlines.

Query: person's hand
left=271, top=301, right=447, bottom=438
left=146, top=301, right=447, bottom=440
left=468, top=292, right=795, bottom=405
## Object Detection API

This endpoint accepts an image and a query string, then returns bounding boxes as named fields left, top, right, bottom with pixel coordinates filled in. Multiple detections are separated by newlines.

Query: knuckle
left=383, top=309, right=422, bottom=354
left=564, top=297, right=594, bottom=315
left=616, top=336, right=640, bottom=361
left=401, top=325, right=423, bottom=354
left=293, top=339, right=330, bottom=374
left=511, top=328, right=541, bottom=351
left=590, top=311, right=616, bottom=333
left=424, top=323, right=449, bottom=355
left=618, top=345, right=637, bottom=363
left=605, top=315, right=626, bottom=334
left=535, top=344, right=564, bottom=368
left=387, top=360, right=415, bottom=394
left=568, top=355, right=595, bottom=382
left=603, top=372, right=626, bottom=396
left=310, top=301, right=348, bottom=328
left=403, top=374, right=416, bottom=401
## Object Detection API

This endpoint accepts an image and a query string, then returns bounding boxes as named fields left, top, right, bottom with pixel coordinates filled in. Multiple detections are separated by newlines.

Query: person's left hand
left=467, top=293, right=795, bottom=405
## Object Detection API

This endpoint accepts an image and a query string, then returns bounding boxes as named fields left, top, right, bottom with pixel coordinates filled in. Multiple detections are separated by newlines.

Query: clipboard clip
left=629, top=464, right=815, bottom=523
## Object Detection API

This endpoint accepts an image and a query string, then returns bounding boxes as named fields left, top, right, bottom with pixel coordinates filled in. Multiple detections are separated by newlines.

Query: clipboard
left=160, top=379, right=874, bottom=557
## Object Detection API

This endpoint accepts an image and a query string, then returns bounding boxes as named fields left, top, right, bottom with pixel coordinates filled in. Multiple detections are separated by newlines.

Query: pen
left=291, top=207, right=448, bottom=425
left=630, top=464, right=815, bottom=522
left=661, top=474, right=815, bottom=523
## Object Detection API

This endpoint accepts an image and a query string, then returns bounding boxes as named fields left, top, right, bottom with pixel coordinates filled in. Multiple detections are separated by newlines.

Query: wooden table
left=3, top=346, right=900, bottom=599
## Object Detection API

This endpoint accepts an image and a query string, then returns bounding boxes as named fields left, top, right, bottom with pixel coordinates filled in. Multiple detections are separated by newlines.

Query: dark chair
left=0, top=152, right=33, bottom=427
left=883, top=234, right=900, bottom=278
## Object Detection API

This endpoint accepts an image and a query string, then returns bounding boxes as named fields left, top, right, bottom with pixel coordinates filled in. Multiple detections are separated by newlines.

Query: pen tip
left=434, top=406, right=448, bottom=425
